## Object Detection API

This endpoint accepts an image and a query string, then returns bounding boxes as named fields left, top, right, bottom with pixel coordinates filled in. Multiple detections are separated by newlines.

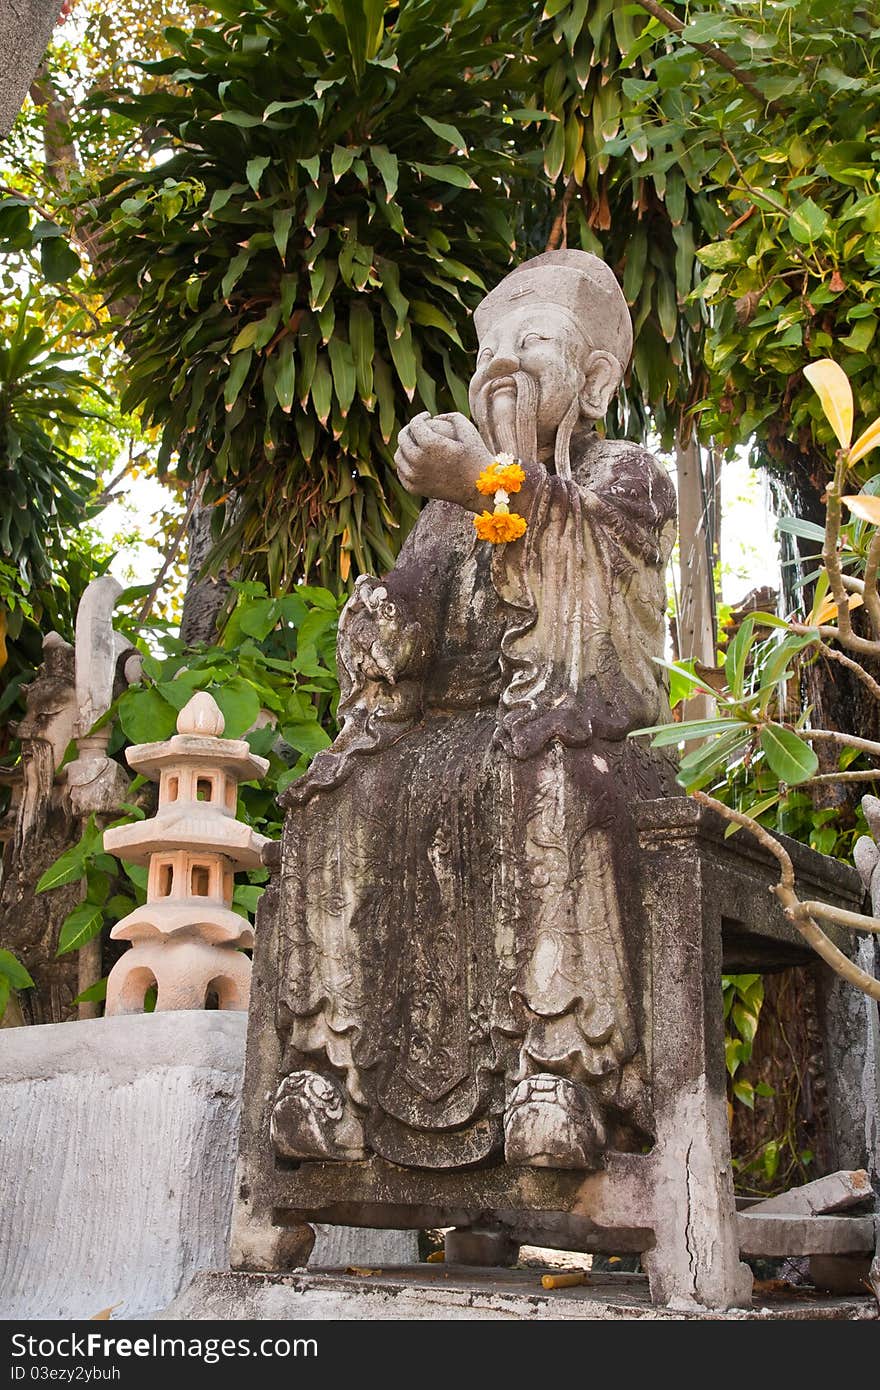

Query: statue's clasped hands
left=394, top=412, right=495, bottom=506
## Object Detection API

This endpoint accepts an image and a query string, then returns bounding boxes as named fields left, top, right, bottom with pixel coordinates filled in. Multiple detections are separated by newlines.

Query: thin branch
left=793, top=727, right=880, bottom=758
left=133, top=483, right=200, bottom=632
left=545, top=175, right=577, bottom=252
left=862, top=529, right=880, bottom=638
left=629, top=0, right=777, bottom=110
left=805, top=621, right=880, bottom=659
left=788, top=632, right=880, bottom=702
left=800, top=901, right=880, bottom=934
left=823, top=452, right=854, bottom=642
left=692, top=791, right=880, bottom=1000
left=801, top=770, right=880, bottom=786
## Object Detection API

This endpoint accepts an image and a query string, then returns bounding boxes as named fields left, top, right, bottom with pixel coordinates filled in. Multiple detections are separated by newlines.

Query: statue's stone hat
left=473, top=249, right=633, bottom=372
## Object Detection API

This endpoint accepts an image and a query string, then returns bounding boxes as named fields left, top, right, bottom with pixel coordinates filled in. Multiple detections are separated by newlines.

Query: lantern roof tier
left=124, top=733, right=269, bottom=783
left=103, top=811, right=268, bottom=869
left=110, top=903, right=254, bottom=947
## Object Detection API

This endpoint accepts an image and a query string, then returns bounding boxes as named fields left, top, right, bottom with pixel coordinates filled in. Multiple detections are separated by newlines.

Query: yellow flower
left=475, top=459, right=526, bottom=496
left=473, top=510, right=528, bottom=544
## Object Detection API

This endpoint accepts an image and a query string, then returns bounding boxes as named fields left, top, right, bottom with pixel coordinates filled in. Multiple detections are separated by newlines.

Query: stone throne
left=232, top=252, right=879, bottom=1311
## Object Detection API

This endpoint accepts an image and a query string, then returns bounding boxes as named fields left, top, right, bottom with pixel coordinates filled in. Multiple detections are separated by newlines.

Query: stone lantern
left=103, top=691, right=269, bottom=1015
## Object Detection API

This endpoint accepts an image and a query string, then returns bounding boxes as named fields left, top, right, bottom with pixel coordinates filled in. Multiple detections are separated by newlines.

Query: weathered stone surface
left=0, top=1012, right=415, bottom=1319
left=236, top=249, right=878, bottom=1314
left=163, top=1268, right=878, bottom=1322
left=748, top=1170, right=873, bottom=1217
left=0, top=0, right=63, bottom=137
left=103, top=693, right=268, bottom=1015
left=737, top=1213, right=875, bottom=1257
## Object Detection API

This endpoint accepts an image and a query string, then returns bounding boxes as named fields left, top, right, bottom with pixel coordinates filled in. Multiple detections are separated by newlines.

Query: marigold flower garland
left=473, top=453, right=527, bottom=544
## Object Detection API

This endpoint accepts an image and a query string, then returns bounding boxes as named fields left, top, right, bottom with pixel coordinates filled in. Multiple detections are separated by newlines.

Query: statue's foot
left=270, top=1070, right=367, bottom=1161
left=503, top=1074, right=606, bottom=1170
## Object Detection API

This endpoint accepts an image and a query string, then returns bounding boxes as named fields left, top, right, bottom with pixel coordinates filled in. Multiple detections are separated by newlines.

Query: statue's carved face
left=469, top=302, right=621, bottom=461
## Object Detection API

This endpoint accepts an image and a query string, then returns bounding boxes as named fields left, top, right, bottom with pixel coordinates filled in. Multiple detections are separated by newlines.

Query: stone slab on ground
left=748, top=1170, right=873, bottom=1217
left=162, top=1267, right=878, bottom=1321
left=0, top=1012, right=415, bottom=1320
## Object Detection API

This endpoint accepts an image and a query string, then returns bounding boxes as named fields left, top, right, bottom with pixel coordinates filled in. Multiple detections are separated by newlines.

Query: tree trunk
left=676, top=436, right=717, bottom=718
left=179, top=489, right=234, bottom=647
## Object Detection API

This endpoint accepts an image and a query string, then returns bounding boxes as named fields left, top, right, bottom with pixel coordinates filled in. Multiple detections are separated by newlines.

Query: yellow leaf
left=842, top=494, right=880, bottom=524
left=803, top=358, right=853, bottom=449
left=0, top=607, right=7, bottom=673
left=849, top=414, right=880, bottom=465
left=90, top=1305, right=119, bottom=1320
left=813, top=591, right=863, bottom=625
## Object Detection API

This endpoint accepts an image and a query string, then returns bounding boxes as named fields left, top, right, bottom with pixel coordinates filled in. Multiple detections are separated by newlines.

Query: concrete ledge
left=162, top=1268, right=878, bottom=1321
left=0, top=1012, right=416, bottom=1320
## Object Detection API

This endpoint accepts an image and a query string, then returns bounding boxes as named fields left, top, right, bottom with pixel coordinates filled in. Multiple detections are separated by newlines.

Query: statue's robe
left=275, top=428, right=678, bottom=1168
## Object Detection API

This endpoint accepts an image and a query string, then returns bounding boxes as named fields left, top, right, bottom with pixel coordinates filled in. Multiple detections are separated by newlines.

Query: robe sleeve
left=490, top=442, right=676, bottom=760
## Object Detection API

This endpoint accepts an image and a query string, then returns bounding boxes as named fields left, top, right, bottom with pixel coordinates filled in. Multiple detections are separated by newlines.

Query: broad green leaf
left=759, top=723, right=819, bottom=784
left=788, top=198, right=828, bottom=245
left=732, top=1079, right=755, bottom=1110
left=40, top=236, right=81, bottom=284
left=725, top=613, right=757, bottom=700
left=212, top=677, right=262, bottom=737
left=245, top=156, right=270, bottom=193
left=281, top=720, right=332, bottom=757
left=634, top=718, right=745, bottom=748
left=71, top=977, right=108, bottom=1006
left=412, top=162, right=477, bottom=190
left=370, top=145, right=398, bottom=201
left=117, top=687, right=177, bottom=745
left=57, top=902, right=104, bottom=956
left=420, top=114, right=468, bottom=152
left=0, top=949, right=34, bottom=990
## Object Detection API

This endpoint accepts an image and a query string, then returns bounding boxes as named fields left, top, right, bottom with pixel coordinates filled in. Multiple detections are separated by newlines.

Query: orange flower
left=473, top=510, right=527, bottom=544
left=475, top=459, right=526, bottom=496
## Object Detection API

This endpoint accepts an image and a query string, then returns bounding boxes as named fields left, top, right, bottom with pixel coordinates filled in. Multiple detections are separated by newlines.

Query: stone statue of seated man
left=265, top=249, right=678, bottom=1173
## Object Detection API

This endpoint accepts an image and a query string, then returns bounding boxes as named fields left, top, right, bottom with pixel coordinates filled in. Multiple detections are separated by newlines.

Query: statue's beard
left=473, top=371, right=579, bottom=480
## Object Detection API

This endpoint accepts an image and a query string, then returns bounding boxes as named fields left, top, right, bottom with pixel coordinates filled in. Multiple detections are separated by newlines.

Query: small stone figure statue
left=267, top=251, right=677, bottom=1173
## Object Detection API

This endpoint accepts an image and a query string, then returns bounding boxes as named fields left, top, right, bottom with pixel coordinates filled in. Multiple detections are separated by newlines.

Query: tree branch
left=692, top=791, right=880, bottom=1000
left=629, top=0, right=778, bottom=112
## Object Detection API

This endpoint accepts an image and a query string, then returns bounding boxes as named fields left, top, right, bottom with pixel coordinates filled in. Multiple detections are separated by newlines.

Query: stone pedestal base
left=0, top=1012, right=416, bottom=1320
left=162, top=1268, right=877, bottom=1322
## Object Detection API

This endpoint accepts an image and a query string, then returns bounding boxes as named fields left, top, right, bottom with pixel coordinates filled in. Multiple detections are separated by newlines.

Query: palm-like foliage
left=0, top=298, right=100, bottom=588
left=91, top=0, right=539, bottom=591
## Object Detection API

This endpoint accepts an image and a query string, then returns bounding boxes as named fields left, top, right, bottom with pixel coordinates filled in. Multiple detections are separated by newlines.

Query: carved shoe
left=270, top=1070, right=367, bottom=1161
left=503, top=1074, right=606, bottom=1170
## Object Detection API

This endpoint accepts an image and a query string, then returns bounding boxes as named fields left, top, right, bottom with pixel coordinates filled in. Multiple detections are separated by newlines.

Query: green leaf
left=212, top=677, right=262, bottom=737
left=281, top=720, right=332, bottom=757
left=245, top=155, right=270, bottom=193
left=732, top=1001, right=758, bottom=1045
left=40, top=236, right=81, bottom=284
left=412, top=162, right=476, bottom=190
left=71, top=977, right=108, bottom=1006
left=35, top=818, right=101, bottom=892
left=0, top=949, right=34, bottom=990
left=224, top=348, right=253, bottom=408
left=420, top=114, right=468, bottom=152
left=118, top=687, right=177, bottom=745
left=637, top=718, right=745, bottom=748
left=57, top=901, right=104, bottom=956
left=273, top=207, right=294, bottom=260
left=759, top=724, right=819, bottom=784
left=370, top=145, right=398, bottom=201
left=789, top=199, right=829, bottom=245
left=732, top=1079, right=755, bottom=1110
left=725, top=614, right=757, bottom=700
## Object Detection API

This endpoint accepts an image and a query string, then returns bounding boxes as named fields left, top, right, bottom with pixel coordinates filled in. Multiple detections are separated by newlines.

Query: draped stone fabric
left=273, top=425, right=677, bottom=1169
